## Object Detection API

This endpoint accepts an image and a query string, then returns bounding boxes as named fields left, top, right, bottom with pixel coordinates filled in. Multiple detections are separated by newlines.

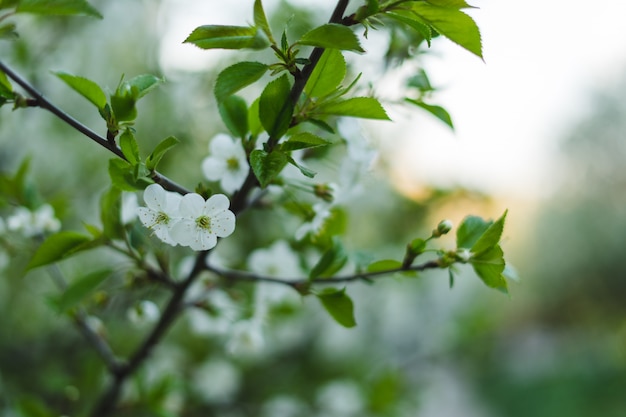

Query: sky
left=157, top=0, right=626, bottom=198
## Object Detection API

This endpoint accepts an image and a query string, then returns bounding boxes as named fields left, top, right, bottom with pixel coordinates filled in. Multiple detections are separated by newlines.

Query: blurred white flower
left=7, top=204, right=61, bottom=237
left=202, top=133, right=248, bottom=194
left=187, top=288, right=241, bottom=336
left=315, top=379, right=365, bottom=417
left=121, top=192, right=139, bottom=225
left=227, top=318, right=264, bottom=356
left=248, top=240, right=301, bottom=279
left=169, top=193, right=235, bottom=251
left=137, top=183, right=181, bottom=245
left=193, top=358, right=241, bottom=404
left=127, top=300, right=160, bottom=325
left=261, top=395, right=309, bottom=417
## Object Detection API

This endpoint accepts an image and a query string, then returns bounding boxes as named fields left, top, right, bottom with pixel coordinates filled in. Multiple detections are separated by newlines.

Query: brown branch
left=0, top=60, right=190, bottom=195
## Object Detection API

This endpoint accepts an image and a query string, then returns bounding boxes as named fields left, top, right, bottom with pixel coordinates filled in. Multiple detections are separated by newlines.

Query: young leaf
left=259, top=74, right=293, bottom=138
left=126, top=74, right=162, bottom=99
left=253, top=0, right=275, bottom=45
left=316, top=97, right=390, bottom=120
left=108, top=159, right=141, bottom=191
left=316, top=287, right=357, bottom=328
left=410, top=3, right=482, bottom=58
left=471, top=210, right=507, bottom=257
left=405, top=99, right=454, bottom=129
left=286, top=155, right=316, bottom=179
left=425, top=0, right=475, bottom=8
left=27, top=231, right=93, bottom=270
left=184, top=25, right=269, bottom=50
left=280, top=132, right=330, bottom=151
left=146, top=136, right=179, bottom=171
left=119, top=129, right=140, bottom=165
left=299, top=24, right=365, bottom=53
left=214, top=61, right=268, bottom=101
left=110, top=90, right=136, bottom=122
left=16, top=0, right=102, bottom=18
left=367, top=259, right=402, bottom=273
left=456, top=215, right=491, bottom=249
left=250, top=149, right=288, bottom=188
left=0, top=23, right=18, bottom=41
left=218, top=95, right=249, bottom=139
left=304, top=49, right=346, bottom=98
left=248, top=97, right=263, bottom=136
left=54, top=71, right=107, bottom=109
left=0, top=69, right=13, bottom=99
left=50, top=269, right=111, bottom=313
left=385, top=11, right=433, bottom=44
left=470, top=245, right=508, bottom=293
left=100, top=186, right=123, bottom=240
left=309, top=239, right=348, bottom=279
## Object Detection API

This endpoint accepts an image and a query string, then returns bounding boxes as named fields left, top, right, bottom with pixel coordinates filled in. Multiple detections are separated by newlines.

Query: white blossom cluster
left=137, top=184, right=235, bottom=251
left=2, top=204, right=61, bottom=237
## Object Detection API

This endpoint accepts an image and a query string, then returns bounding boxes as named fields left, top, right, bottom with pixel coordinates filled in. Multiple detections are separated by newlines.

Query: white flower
left=169, top=193, right=235, bottom=251
left=127, top=300, right=160, bottom=325
left=227, top=318, right=264, bottom=356
left=7, top=204, right=61, bottom=237
left=137, top=184, right=182, bottom=246
left=121, top=192, right=139, bottom=225
left=192, top=358, right=241, bottom=404
left=315, top=380, right=365, bottom=417
left=295, top=203, right=331, bottom=240
left=202, top=133, right=248, bottom=194
left=187, top=288, right=241, bottom=336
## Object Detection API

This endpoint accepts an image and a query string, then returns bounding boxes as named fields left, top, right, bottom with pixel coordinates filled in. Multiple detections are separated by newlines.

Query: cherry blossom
left=201, top=133, right=248, bottom=194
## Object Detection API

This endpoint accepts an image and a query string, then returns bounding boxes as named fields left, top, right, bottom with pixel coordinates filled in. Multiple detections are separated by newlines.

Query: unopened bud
left=456, top=248, right=472, bottom=263
left=432, top=219, right=453, bottom=237
left=313, top=183, right=336, bottom=202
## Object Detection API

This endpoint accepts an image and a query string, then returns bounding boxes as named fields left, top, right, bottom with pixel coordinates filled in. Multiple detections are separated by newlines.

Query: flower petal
left=205, top=194, right=231, bottom=213
left=202, top=156, right=227, bottom=181
left=143, top=184, right=167, bottom=211
left=179, top=193, right=205, bottom=217
left=209, top=133, right=237, bottom=155
left=212, top=211, right=236, bottom=237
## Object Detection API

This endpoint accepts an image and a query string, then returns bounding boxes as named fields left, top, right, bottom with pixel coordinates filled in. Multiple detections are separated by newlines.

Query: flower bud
left=455, top=248, right=472, bottom=263
left=432, top=219, right=453, bottom=237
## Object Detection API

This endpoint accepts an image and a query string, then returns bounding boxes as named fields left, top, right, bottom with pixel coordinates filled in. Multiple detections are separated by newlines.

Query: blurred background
left=1, top=0, right=625, bottom=416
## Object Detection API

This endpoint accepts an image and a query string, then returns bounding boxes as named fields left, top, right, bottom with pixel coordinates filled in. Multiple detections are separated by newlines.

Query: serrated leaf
left=50, top=269, right=111, bottom=313
left=214, top=61, right=268, bottom=101
left=425, top=0, right=475, bottom=8
left=280, top=132, right=330, bottom=151
left=218, top=95, right=249, bottom=139
left=16, top=0, right=102, bottom=18
left=259, top=74, right=293, bottom=138
left=119, top=129, right=140, bottom=165
left=54, top=71, right=106, bottom=109
left=405, top=99, right=454, bottom=129
left=470, top=245, right=508, bottom=293
left=305, top=49, right=346, bottom=98
left=146, top=136, right=178, bottom=171
left=253, top=0, right=275, bottom=45
left=456, top=215, right=491, bottom=249
left=286, top=155, right=316, bottom=178
left=184, top=25, right=269, bottom=50
left=299, top=24, right=364, bottom=53
left=309, top=239, right=348, bottom=279
left=367, top=259, right=402, bottom=273
left=27, top=231, right=92, bottom=270
left=108, top=159, right=139, bottom=191
left=316, top=287, right=356, bottom=328
left=250, top=149, right=288, bottom=188
left=471, top=210, right=507, bottom=257
left=385, top=11, right=433, bottom=44
left=316, top=97, right=390, bottom=120
left=411, top=3, right=482, bottom=58
left=100, top=186, right=123, bottom=240
left=248, top=97, right=263, bottom=136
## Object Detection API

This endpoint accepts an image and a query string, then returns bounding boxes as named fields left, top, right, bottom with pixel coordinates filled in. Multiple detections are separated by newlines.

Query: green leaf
left=108, top=159, right=138, bottom=191
left=456, top=215, right=491, bottom=249
left=110, top=91, right=136, bottom=122
left=50, top=269, right=111, bottom=313
left=214, top=61, right=268, bottom=102
left=126, top=74, right=162, bottom=100
left=304, top=49, right=346, bottom=98
left=280, top=132, right=330, bottom=151
left=0, top=0, right=19, bottom=11
left=471, top=210, right=507, bottom=257
left=248, top=97, right=263, bottom=136
left=0, top=68, right=13, bottom=99
left=410, top=3, right=482, bottom=58
left=16, top=0, right=102, bottom=18
left=218, top=95, right=249, bottom=139
left=316, top=97, right=390, bottom=120
left=286, top=155, right=316, bottom=178
left=367, top=259, right=402, bottom=273
left=259, top=74, right=293, bottom=138
left=184, top=25, right=269, bottom=50
left=299, top=24, right=364, bottom=53
left=0, top=23, right=18, bottom=41
left=425, top=0, right=475, bottom=8
left=54, top=71, right=106, bottom=109
left=316, top=287, right=356, bottom=328
left=405, top=98, right=454, bottom=129
left=309, top=239, right=348, bottom=279
left=27, top=231, right=92, bottom=270
left=253, top=0, right=275, bottom=45
left=470, top=245, right=508, bottom=293
left=250, top=149, right=288, bottom=188
left=146, top=136, right=178, bottom=171
left=119, top=129, right=140, bottom=165
left=100, top=186, right=123, bottom=240
left=385, top=11, right=433, bottom=44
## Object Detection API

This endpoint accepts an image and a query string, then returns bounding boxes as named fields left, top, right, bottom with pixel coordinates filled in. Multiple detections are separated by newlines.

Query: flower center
left=226, top=156, right=240, bottom=171
left=196, top=215, right=212, bottom=231
left=154, top=212, right=169, bottom=226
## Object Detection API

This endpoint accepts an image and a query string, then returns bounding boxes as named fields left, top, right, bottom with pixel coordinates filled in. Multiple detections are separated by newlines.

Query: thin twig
left=0, top=60, right=190, bottom=195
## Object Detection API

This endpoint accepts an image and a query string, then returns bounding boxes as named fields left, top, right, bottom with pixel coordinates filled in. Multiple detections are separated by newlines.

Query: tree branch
left=0, top=60, right=190, bottom=195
